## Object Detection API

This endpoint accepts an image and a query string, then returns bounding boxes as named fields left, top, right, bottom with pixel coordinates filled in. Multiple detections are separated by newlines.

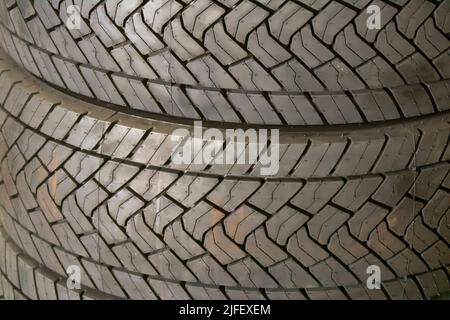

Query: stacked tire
left=0, top=0, right=448, bottom=300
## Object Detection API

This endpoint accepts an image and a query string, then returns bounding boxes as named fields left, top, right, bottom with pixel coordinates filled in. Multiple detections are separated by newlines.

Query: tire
left=0, top=0, right=449, bottom=125
left=0, top=0, right=449, bottom=301
left=0, top=47, right=449, bottom=300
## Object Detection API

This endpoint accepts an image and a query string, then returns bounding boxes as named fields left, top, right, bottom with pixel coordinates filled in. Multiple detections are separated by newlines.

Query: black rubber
left=0, top=48, right=449, bottom=299
left=0, top=0, right=449, bottom=125
left=0, top=0, right=449, bottom=300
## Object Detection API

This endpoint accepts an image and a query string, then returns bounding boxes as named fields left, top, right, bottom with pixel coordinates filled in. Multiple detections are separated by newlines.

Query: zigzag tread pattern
left=0, top=50, right=448, bottom=299
left=0, top=0, right=449, bottom=125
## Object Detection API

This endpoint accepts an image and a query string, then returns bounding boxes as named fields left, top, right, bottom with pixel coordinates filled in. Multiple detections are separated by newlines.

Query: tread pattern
left=1, top=222, right=449, bottom=300
left=0, top=224, right=139, bottom=300
left=1, top=55, right=450, bottom=180
left=0, top=50, right=448, bottom=299
left=0, top=0, right=449, bottom=125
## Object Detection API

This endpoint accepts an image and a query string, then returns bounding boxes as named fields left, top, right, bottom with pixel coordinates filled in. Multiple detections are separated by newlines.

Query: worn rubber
left=0, top=0, right=449, bottom=125
left=0, top=226, right=121, bottom=300
left=0, top=45, right=449, bottom=300
left=1, top=225, right=449, bottom=300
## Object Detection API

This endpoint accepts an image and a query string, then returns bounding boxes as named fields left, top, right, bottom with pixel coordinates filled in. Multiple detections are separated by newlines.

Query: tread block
left=265, top=206, right=308, bottom=246
left=224, top=205, right=267, bottom=245
left=307, top=205, right=350, bottom=245
left=287, top=227, right=329, bottom=267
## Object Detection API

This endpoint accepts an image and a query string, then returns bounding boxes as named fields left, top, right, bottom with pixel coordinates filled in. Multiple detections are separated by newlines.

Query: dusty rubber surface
left=0, top=0, right=449, bottom=125
left=0, top=0, right=449, bottom=300
left=0, top=45, right=449, bottom=299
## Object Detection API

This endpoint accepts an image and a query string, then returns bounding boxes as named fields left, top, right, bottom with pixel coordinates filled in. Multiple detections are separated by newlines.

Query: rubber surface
left=0, top=46, right=449, bottom=299
left=0, top=225, right=125, bottom=300
left=0, top=0, right=449, bottom=125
